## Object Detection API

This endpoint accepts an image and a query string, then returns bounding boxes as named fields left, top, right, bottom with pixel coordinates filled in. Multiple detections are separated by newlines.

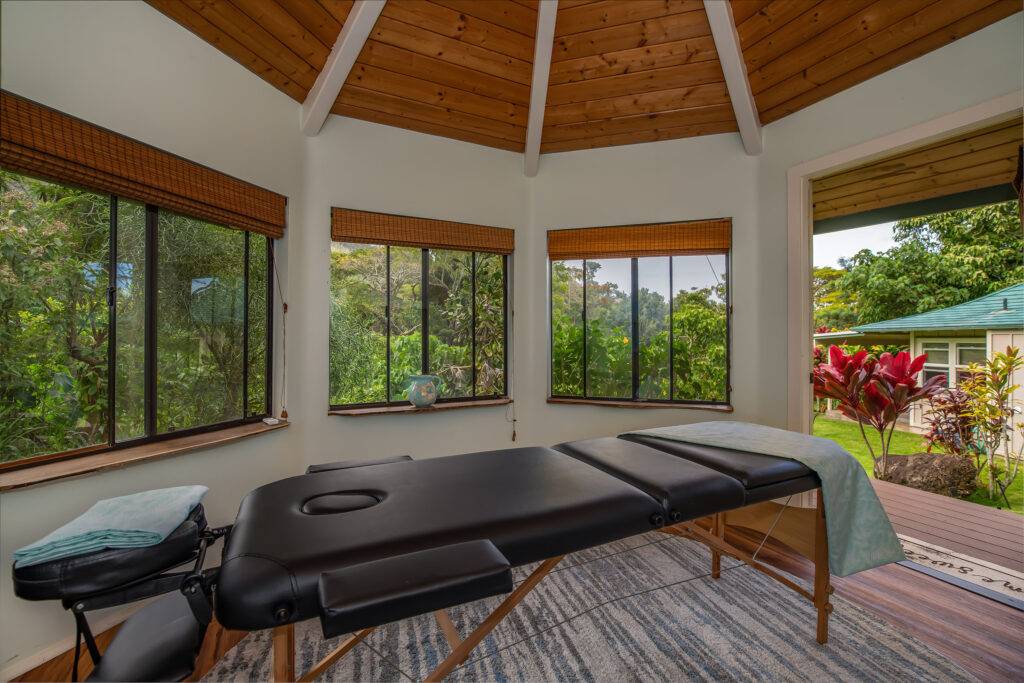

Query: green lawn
left=812, top=416, right=1023, bottom=515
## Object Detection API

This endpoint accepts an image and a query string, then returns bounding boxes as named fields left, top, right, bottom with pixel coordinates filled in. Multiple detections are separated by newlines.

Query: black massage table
left=13, top=435, right=831, bottom=682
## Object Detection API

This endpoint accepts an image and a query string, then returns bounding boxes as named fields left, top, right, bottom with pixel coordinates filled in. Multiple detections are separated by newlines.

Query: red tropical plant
left=814, top=346, right=945, bottom=476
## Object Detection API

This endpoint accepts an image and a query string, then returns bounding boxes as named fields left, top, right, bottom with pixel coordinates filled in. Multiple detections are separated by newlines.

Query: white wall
left=0, top=0, right=1020, bottom=675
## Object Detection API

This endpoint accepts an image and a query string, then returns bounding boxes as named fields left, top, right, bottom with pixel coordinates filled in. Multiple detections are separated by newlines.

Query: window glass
left=586, top=258, right=632, bottom=399
left=114, top=200, right=147, bottom=441
left=550, top=260, right=584, bottom=396
left=0, top=171, right=110, bottom=461
left=923, top=368, right=950, bottom=385
left=428, top=249, right=473, bottom=398
left=389, top=246, right=423, bottom=401
left=246, top=235, right=269, bottom=416
left=156, top=211, right=245, bottom=432
left=329, top=242, right=387, bottom=405
left=921, top=342, right=949, bottom=365
left=672, top=255, right=728, bottom=402
left=637, top=257, right=671, bottom=400
left=475, top=253, right=505, bottom=396
left=956, top=343, right=986, bottom=366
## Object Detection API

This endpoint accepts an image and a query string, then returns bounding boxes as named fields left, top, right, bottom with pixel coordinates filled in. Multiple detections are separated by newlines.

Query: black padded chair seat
left=553, top=438, right=745, bottom=523
left=621, top=435, right=815, bottom=489
left=319, top=540, right=512, bottom=637
left=217, top=447, right=663, bottom=630
left=87, top=591, right=205, bottom=682
left=12, top=506, right=207, bottom=602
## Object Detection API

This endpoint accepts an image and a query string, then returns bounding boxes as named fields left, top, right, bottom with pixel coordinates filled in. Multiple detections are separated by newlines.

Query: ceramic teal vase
left=406, top=375, right=442, bottom=408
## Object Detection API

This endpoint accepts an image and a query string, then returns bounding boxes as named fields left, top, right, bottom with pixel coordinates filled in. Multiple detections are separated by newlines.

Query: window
left=0, top=169, right=273, bottom=468
left=550, top=254, right=730, bottom=406
left=329, top=243, right=508, bottom=409
left=918, top=340, right=987, bottom=389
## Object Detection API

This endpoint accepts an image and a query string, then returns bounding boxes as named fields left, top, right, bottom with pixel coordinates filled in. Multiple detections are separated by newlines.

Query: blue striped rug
left=204, top=533, right=973, bottom=681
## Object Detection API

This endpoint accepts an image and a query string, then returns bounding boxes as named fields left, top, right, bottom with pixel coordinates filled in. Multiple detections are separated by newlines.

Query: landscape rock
left=877, top=452, right=977, bottom=498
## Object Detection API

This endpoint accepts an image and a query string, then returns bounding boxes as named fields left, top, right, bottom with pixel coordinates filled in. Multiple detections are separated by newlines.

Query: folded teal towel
left=13, top=485, right=208, bottom=568
left=621, top=421, right=905, bottom=577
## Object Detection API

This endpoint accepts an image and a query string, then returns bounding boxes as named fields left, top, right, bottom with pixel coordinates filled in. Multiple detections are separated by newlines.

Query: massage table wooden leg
left=813, top=492, right=832, bottom=645
left=424, top=555, right=565, bottom=682
left=711, top=513, right=723, bottom=579
left=272, top=623, right=295, bottom=682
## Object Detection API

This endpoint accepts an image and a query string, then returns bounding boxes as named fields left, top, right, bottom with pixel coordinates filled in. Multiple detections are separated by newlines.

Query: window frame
left=0, top=175, right=274, bottom=472
left=328, top=244, right=510, bottom=411
left=916, top=338, right=988, bottom=390
left=548, top=254, right=732, bottom=407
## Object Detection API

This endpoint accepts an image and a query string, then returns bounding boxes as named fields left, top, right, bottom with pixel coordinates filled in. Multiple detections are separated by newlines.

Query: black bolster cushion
left=306, top=455, right=413, bottom=474
left=318, top=540, right=512, bottom=638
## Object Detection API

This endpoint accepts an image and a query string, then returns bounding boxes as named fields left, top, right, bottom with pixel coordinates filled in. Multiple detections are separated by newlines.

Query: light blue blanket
left=621, top=421, right=905, bottom=576
left=13, top=485, right=208, bottom=568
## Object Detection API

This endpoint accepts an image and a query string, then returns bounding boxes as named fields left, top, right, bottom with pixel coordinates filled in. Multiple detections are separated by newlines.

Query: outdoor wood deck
left=872, top=479, right=1023, bottom=572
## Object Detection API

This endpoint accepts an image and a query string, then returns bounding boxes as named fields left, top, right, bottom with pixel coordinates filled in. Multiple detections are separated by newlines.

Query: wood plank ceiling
left=147, top=0, right=1020, bottom=154
left=812, top=117, right=1023, bottom=221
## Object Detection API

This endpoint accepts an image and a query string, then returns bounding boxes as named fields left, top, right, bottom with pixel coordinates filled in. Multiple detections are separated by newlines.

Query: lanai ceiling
left=147, top=0, right=1020, bottom=160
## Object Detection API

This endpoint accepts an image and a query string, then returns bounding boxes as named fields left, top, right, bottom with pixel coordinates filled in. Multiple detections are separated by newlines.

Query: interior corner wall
left=1, top=0, right=1021, bottom=675
left=0, top=1, right=305, bottom=674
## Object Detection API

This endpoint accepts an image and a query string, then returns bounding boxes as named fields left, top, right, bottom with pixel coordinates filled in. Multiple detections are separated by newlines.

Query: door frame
left=785, top=91, right=1023, bottom=433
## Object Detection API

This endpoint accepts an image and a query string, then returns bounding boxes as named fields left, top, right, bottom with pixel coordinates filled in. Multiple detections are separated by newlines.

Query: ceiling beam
left=703, top=0, right=762, bottom=155
left=524, top=0, right=558, bottom=177
left=301, top=0, right=386, bottom=136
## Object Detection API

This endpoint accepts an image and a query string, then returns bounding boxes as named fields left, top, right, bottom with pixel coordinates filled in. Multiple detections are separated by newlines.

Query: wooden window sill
left=0, top=420, right=289, bottom=492
left=330, top=398, right=511, bottom=416
left=547, top=398, right=733, bottom=412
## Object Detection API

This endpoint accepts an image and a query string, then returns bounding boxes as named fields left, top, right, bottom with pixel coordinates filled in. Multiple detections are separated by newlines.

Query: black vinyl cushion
left=553, top=438, right=745, bottom=523
left=216, top=447, right=663, bottom=630
left=318, top=540, right=512, bottom=638
left=12, top=506, right=206, bottom=602
left=87, top=591, right=205, bottom=682
left=306, top=455, right=413, bottom=474
left=621, top=435, right=815, bottom=488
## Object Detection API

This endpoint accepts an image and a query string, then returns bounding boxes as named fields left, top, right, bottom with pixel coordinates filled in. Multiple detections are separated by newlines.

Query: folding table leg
left=272, top=624, right=295, bottom=682
left=813, top=492, right=832, bottom=645
left=711, top=513, right=724, bottom=579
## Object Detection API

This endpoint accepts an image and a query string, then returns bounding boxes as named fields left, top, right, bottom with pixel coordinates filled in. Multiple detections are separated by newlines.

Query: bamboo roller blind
left=332, top=208, right=514, bottom=254
left=0, top=90, right=287, bottom=238
left=547, top=219, right=731, bottom=260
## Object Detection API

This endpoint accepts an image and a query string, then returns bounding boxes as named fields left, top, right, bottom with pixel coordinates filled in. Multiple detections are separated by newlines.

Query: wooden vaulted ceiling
left=147, top=0, right=1020, bottom=154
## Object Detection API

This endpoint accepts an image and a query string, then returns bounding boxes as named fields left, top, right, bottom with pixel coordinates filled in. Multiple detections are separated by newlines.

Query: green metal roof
left=853, top=284, right=1024, bottom=333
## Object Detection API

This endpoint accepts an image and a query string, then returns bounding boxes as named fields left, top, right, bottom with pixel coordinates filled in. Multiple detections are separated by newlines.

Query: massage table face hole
left=301, top=492, right=383, bottom=515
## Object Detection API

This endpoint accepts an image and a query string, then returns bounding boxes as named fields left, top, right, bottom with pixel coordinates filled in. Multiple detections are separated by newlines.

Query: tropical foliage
left=329, top=243, right=505, bottom=406
left=813, top=345, right=945, bottom=476
left=813, top=201, right=1022, bottom=330
left=0, top=169, right=268, bottom=464
left=550, top=258, right=727, bottom=402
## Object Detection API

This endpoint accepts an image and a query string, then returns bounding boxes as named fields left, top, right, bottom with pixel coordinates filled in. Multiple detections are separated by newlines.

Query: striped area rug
left=204, top=533, right=973, bottom=682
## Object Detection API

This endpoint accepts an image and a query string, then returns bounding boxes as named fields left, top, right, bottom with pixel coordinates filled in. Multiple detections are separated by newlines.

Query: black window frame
left=329, top=243, right=509, bottom=410
left=548, top=254, right=731, bottom=406
left=0, top=169, right=274, bottom=471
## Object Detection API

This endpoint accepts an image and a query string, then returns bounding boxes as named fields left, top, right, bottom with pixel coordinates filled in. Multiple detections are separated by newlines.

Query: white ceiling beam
left=703, top=0, right=762, bottom=155
left=524, top=0, right=558, bottom=177
left=301, top=0, right=386, bottom=136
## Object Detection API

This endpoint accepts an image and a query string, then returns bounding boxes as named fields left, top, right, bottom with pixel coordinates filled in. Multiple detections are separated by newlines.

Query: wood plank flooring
left=872, top=479, right=1023, bottom=571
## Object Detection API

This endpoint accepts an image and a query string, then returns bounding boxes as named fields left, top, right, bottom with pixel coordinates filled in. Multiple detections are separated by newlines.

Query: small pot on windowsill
left=406, top=375, right=442, bottom=408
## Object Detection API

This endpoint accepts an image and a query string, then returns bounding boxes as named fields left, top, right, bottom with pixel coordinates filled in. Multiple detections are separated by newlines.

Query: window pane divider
left=471, top=252, right=477, bottom=398
left=242, top=231, right=250, bottom=418
left=630, top=257, right=639, bottom=401
left=144, top=204, right=158, bottom=438
left=107, top=196, right=118, bottom=447
left=421, top=248, right=429, bottom=376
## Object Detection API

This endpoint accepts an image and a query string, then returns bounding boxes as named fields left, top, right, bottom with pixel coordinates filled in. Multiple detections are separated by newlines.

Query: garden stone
left=877, top=453, right=977, bottom=498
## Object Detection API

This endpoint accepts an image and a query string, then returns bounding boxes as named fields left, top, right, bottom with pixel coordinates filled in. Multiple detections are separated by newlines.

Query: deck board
left=872, top=479, right=1024, bottom=572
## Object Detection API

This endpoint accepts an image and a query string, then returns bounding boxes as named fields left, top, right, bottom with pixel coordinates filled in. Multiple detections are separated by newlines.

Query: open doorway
left=806, top=116, right=1023, bottom=606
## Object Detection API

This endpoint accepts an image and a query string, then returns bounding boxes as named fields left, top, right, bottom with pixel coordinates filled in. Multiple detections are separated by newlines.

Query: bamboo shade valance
left=547, top=219, right=731, bottom=260
left=331, top=208, right=514, bottom=254
left=0, top=90, right=287, bottom=238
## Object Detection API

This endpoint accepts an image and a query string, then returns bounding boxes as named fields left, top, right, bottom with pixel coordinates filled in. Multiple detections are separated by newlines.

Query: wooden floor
left=872, top=479, right=1024, bottom=572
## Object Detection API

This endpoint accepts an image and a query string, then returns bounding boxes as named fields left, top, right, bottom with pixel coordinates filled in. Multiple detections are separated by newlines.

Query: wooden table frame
left=269, top=491, right=832, bottom=681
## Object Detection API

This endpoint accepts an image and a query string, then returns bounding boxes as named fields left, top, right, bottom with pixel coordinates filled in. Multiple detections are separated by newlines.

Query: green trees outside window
left=329, top=242, right=507, bottom=408
left=550, top=255, right=728, bottom=404
left=0, top=168, right=272, bottom=466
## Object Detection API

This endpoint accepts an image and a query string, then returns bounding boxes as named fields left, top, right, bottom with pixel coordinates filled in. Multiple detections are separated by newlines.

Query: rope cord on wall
left=271, top=245, right=288, bottom=420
